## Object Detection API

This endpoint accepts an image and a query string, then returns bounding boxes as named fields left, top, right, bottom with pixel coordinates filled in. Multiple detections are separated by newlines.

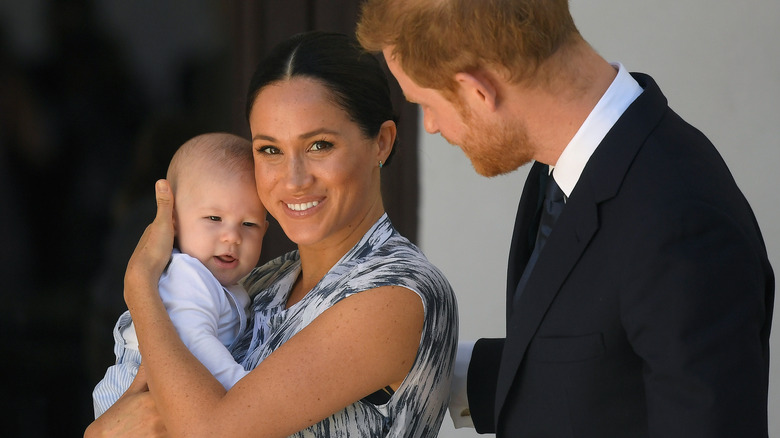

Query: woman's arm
left=123, top=180, right=425, bottom=437
left=138, top=285, right=424, bottom=437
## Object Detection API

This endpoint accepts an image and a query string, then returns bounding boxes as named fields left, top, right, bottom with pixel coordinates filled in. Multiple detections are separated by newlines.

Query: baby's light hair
left=167, top=132, right=253, bottom=194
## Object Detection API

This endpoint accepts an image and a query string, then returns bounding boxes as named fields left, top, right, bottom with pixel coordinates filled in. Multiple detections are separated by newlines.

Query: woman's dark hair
left=245, top=31, right=398, bottom=165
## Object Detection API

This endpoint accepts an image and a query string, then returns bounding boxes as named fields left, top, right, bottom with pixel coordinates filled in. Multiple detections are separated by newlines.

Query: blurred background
left=0, top=1, right=419, bottom=436
left=1, top=1, right=778, bottom=437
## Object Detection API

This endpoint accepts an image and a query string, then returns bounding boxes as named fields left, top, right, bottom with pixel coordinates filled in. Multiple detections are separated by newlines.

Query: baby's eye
left=310, top=140, right=333, bottom=152
left=242, top=221, right=257, bottom=227
left=257, top=145, right=280, bottom=155
left=207, top=216, right=221, bottom=222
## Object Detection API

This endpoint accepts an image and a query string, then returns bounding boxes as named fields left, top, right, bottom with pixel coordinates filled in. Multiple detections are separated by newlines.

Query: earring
left=378, top=160, right=384, bottom=169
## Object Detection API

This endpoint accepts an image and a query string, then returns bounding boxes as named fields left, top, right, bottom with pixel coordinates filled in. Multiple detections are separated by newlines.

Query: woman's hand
left=84, top=366, right=168, bottom=437
left=124, top=180, right=175, bottom=308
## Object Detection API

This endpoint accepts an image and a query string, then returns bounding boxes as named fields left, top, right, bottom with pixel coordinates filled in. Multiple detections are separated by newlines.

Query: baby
left=92, top=132, right=267, bottom=418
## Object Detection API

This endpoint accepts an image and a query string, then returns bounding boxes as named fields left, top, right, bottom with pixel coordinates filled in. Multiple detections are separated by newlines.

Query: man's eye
left=310, top=140, right=333, bottom=151
left=257, top=145, right=280, bottom=155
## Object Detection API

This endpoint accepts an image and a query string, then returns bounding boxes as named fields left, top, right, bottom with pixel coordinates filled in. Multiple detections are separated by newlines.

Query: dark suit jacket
left=467, top=73, right=774, bottom=437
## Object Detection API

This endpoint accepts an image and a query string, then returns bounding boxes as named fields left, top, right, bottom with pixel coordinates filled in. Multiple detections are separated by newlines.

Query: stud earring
left=378, top=160, right=384, bottom=169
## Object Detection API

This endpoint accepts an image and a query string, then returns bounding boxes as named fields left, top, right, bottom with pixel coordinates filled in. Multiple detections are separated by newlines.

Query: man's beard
left=453, top=106, right=535, bottom=177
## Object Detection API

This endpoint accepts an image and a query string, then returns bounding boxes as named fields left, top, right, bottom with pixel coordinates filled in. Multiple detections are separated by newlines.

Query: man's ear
left=455, top=70, right=499, bottom=112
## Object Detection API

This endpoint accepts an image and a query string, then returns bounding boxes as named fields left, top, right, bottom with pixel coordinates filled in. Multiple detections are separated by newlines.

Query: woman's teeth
left=287, top=201, right=319, bottom=211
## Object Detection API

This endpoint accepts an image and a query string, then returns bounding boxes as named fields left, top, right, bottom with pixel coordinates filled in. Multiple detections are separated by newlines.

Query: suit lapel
left=492, top=72, right=671, bottom=425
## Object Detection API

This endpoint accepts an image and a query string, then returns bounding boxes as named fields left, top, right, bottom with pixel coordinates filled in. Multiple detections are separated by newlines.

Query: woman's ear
left=454, top=70, right=499, bottom=112
left=376, top=120, right=397, bottom=163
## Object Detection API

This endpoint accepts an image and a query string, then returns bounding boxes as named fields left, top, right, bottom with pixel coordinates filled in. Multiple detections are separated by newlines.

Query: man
left=357, top=0, right=773, bottom=436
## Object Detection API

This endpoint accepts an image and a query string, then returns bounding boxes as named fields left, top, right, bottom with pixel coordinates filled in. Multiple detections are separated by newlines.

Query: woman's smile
left=286, top=200, right=320, bottom=212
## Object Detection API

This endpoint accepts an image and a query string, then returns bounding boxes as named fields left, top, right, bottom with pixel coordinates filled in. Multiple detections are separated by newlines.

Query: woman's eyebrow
left=298, top=128, right=339, bottom=139
left=252, top=128, right=340, bottom=143
left=252, top=133, right=276, bottom=142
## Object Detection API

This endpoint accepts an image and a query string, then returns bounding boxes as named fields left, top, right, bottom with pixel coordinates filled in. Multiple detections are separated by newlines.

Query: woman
left=85, top=31, right=458, bottom=437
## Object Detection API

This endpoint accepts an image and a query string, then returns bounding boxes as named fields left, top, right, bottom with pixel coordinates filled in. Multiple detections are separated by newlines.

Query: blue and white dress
left=231, top=214, right=458, bottom=437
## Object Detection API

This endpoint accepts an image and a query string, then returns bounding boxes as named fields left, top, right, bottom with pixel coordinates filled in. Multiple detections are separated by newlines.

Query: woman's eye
left=310, top=140, right=333, bottom=151
left=257, top=145, right=280, bottom=155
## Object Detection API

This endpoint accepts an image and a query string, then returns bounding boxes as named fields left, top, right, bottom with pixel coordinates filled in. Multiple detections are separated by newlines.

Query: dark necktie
left=513, top=171, right=566, bottom=307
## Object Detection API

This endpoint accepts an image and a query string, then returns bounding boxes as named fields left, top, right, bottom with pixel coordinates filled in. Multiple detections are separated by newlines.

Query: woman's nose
left=285, top=156, right=313, bottom=189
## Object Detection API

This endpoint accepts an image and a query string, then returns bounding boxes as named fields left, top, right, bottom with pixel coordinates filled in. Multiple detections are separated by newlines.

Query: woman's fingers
left=146, top=179, right=175, bottom=265
left=85, top=366, right=167, bottom=438
left=153, top=179, right=174, bottom=230
left=96, top=389, right=167, bottom=437
left=125, top=180, right=176, bottom=300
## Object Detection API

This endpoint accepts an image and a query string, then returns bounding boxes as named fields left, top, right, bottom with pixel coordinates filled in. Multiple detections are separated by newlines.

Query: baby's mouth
left=216, top=255, right=237, bottom=264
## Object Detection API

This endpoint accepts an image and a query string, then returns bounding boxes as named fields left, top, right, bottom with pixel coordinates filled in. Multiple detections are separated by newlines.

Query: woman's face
left=248, top=77, right=393, bottom=251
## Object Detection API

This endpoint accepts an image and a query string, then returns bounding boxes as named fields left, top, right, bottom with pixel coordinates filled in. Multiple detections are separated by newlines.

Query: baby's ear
left=171, top=212, right=180, bottom=241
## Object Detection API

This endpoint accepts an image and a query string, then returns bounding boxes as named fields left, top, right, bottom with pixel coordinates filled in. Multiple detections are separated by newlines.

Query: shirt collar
left=551, top=62, right=644, bottom=198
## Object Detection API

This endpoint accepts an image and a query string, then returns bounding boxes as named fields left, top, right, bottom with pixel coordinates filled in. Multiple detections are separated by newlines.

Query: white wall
left=421, top=1, right=780, bottom=436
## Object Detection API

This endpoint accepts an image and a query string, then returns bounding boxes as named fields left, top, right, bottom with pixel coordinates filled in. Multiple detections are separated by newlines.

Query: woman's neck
left=286, top=207, right=385, bottom=308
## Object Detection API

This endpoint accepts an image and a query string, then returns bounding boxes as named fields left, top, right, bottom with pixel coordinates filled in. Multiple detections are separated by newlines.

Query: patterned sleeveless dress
left=230, top=214, right=458, bottom=437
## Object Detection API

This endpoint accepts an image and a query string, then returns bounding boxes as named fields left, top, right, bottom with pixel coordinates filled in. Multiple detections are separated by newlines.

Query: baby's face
left=174, top=172, right=267, bottom=286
